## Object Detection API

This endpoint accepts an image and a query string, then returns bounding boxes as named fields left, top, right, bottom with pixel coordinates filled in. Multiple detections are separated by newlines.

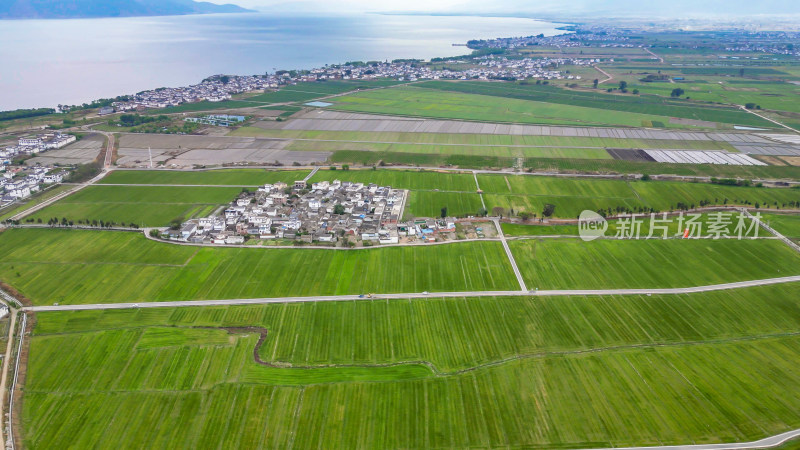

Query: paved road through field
left=0, top=309, right=16, bottom=449
left=583, top=428, right=800, bottom=450
left=21, top=274, right=800, bottom=312
left=492, top=218, right=527, bottom=291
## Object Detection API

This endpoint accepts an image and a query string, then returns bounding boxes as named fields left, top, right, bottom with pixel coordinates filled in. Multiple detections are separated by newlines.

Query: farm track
left=492, top=219, right=527, bottom=291
left=594, top=65, right=614, bottom=84
left=739, top=105, right=800, bottom=134
left=21, top=274, right=800, bottom=312
left=584, top=429, right=800, bottom=450
left=0, top=310, right=16, bottom=449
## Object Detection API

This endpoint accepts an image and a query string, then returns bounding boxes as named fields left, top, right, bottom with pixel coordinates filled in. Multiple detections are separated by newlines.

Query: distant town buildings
left=110, top=75, right=277, bottom=112
left=104, top=54, right=597, bottom=112
left=465, top=29, right=633, bottom=50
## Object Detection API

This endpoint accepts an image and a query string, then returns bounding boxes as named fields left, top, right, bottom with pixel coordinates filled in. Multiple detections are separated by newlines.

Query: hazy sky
left=214, top=0, right=800, bottom=16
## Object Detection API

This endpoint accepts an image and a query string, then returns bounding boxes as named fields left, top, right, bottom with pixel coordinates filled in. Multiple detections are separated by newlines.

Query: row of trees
left=3, top=217, right=141, bottom=228
left=40, top=217, right=139, bottom=228
left=118, top=114, right=167, bottom=127
left=0, top=107, right=55, bottom=122
left=487, top=204, right=555, bottom=220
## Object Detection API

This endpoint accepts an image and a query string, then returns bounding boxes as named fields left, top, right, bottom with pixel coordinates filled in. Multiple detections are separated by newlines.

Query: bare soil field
left=669, top=117, right=718, bottom=128
left=116, top=134, right=330, bottom=168
left=26, top=134, right=103, bottom=166
left=755, top=155, right=788, bottom=166
left=607, top=148, right=655, bottom=161
left=781, top=156, right=800, bottom=166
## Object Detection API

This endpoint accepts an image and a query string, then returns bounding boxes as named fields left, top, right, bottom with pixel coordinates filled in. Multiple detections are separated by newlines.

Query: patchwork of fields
left=16, top=170, right=800, bottom=226
left=329, top=84, right=773, bottom=129
left=232, top=126, right=740, bottom=151
left=414, top=81, right=773, bottom=128
left=287, top=138, right=614, bottom=159
left=22, top=284, right=800, bottom=448
left=10, top=41, right=800, bottom=450
left=331, top=86, right=681, bottom=128
left=1, top=227, right=799, bottom=306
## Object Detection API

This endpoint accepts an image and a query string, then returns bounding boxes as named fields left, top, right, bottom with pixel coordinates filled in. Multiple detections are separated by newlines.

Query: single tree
left=542, top=204, right=556, bottom=218
left=440, top=207, right=448, bottom=218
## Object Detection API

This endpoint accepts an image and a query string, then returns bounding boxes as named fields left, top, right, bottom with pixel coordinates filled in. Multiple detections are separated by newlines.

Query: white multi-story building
left=18, top=137, right=42, bottom=147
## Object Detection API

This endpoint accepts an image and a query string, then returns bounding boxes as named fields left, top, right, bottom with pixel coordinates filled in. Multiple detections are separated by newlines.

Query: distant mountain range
left=0, top=0, right=253, bottom=19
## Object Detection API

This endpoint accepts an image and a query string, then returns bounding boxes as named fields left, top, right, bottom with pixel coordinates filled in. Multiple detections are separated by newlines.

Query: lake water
left=0, top=13, right=566, bottom=110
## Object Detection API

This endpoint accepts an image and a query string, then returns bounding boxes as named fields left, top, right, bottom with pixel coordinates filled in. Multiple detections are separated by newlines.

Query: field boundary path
left=594, top=65, right=614, bottom=84
left=582, top=428, right=800, bottom=450
left=6, top=312, right=25, bottom=450
left=473, top=171, right=487, bottom=210
left=302, top=167, right=319, bottom=182
left=644, top=47, right=664, bottom=63
left=7, top=168, right=109, bottom=222
left=745, top=209, right=800, bottom=253
left=24, top=266, right=800, bottom=313
left=738, top=106, right=800, bottom=134
left=492, top=218, right=528, bottom=291
left=0, top=309, right=16, bottom=450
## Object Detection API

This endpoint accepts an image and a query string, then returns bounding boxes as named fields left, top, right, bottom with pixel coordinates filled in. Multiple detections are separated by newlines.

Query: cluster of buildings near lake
left=465, top=29, right=635, bottom=50
left=110, top=75, right=279, bottom=111
left=168, top=179, right=456, bottom=246
left=304, top=56, right=595, bottom=82
left=477, top=56, right=596, bottom=80
left=103, top=54, right=599, bottom=113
